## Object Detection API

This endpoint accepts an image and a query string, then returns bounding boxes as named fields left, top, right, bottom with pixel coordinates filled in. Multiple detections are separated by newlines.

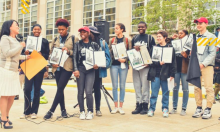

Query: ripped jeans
left=172, top=72, right=189, bottom=110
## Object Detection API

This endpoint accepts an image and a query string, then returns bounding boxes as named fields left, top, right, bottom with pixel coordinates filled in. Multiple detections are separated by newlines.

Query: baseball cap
left=88, top=26, right=100, bottom=34
left=194, top=17, right=208, bottom=24
left=78, top=26, right=90, bottom=32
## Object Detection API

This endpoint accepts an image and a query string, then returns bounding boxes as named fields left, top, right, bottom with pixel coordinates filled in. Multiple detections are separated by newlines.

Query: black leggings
left=93, top=69, right=102, bottom=111
left=24, top=72, right=44, bottom=115
left=77, top=66, right=95, bottom=112
left=50, top=68, right=72, bottom=112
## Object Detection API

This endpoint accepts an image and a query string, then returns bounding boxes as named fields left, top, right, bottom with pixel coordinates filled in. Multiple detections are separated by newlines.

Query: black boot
left=132, top=103, right=142, bottom=114
left=140, top=102, right=148, bottom=115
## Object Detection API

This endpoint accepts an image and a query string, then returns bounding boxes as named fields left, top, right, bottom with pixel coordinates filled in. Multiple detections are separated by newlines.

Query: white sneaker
left=86, top=111, right=94, bottom=120
left=20, top=114, right=31, bottom=119
left=118, top=107, right=125, bottom=115
left=111, top=107, right=119, bottom=114
left=202, top=108, right=212, bottom=119
left=96, top=110, right=102, bottom=116
left=79, top=111, right=86, bottom=120
left=163, top=109, right=169, bottom=118
left=169, top=109, right=177, bottom=114
left=31, top=113, right=37, bottom=119
left=192, top=108, right=203, bottom=118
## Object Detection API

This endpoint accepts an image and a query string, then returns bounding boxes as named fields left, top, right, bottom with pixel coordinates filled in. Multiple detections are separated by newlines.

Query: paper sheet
left=140, top=45, right=152, bottom=64
left=167, top=78, right=175, bottom=91
left=26, top=36, right=42, bottom=52
left=85, top=49, right=94, bottom=66
left=162, top=47, right=173, bottom=63
left=152, top=46, right=162, bottom=62
left=127, top=49, right=144, bottom=69
left=121, top=63, right=126, bottom=69
left=50, top=48, right=62, bottom=65
left=94, top=51, right=106, bottom=67
left=83, top=61, right=93, bottom=70
left=59, top=50, right=69, bottom=67
left=116, top=42, right=127, bottom=59
left=112, top=45, right=119, bottom=60
left=20, top=50, right=48, bottom=80
left=171, top=39, right=182, bottom=54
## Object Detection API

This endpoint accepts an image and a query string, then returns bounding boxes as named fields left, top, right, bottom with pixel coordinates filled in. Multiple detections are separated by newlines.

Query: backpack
left=100, top=39, right=111, bottom=68
left=111, top=37, right=129, bottom=49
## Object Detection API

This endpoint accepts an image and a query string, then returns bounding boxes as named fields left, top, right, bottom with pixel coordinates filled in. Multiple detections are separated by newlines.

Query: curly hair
left=55, top=19, right=70, bottom=27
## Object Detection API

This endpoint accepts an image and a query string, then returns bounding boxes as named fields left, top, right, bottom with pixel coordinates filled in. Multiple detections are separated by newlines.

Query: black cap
left=88, top=26, right=100, bottom=34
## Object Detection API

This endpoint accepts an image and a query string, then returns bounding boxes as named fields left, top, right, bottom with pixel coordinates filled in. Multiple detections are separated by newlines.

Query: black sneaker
left=132, top=103, right=142, bottom=114
left=61, top=110, right=68, bottom=118
left=140, top=102, right=148, bottom=115
left=44, top=111, right=53, bottom=120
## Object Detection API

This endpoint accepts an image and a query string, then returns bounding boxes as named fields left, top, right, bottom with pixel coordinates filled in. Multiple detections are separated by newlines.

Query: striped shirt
left=0, top=35, right=25, bottom=72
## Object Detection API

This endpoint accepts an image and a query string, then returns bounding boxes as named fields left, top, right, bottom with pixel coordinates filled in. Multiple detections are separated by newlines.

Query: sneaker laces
left=195, top=109, right=202, bottom=114
left=203, top=109, right=210, bottom=115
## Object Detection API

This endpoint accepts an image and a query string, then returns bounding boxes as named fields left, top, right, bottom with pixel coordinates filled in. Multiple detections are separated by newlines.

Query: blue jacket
left=99, top=39, right=111, bottom=78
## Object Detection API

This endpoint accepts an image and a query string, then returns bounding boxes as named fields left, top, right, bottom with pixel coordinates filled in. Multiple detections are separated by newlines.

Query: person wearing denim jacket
left=192, top=17, right=216, bottom=119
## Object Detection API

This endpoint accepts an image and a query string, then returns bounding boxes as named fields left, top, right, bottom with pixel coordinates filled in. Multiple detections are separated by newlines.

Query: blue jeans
left=110, top=64, right=128, bottom=102
left=173, top=72, right=189, bottom=109
left=149, top=77, right=169, bottom=111
left=31, top=82, right=45, bottom=102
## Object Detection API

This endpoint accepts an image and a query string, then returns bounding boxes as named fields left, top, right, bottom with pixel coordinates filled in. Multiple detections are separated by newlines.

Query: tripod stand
left=73, top=85, right=113, bottom=112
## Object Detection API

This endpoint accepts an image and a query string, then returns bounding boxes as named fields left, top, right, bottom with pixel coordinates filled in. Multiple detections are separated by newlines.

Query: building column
left=37, top=0, right=47, bottom=38
left=71, top=0, right=83, bottom=36
left=115, top=0, right=132, bottom=37
left=11, top=0, right=18, bottom=20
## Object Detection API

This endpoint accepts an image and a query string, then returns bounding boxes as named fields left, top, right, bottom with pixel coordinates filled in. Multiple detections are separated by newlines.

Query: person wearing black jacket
left=20, top=24, right=50, bottom=119
left=213, top=48, right=220, bottom=104
left=147, top=30, right=176, bottom=118
left=73, top=26, right=100, bottom=120
left=131, top=22, right=156, bottom=115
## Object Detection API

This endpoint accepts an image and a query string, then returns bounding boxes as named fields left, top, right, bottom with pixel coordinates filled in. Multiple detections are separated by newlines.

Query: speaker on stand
left=94, top=20, right=109, bottom=44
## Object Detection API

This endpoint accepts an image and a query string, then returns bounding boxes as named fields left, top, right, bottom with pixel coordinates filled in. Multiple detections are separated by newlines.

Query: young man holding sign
left=131, top=22, right=156, bottom=115
left=192, top=17, right=216, bottom=119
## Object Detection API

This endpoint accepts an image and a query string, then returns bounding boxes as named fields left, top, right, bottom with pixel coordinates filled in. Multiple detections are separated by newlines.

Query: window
left=0, top=0, right=11, bottom=30
left=46, top=0, right=71, bottom=41
left=131, top=0, right=144, bottom=33
left=18, top=0, right=38, bottom=39
left=83, top=0, right=116, bottom=35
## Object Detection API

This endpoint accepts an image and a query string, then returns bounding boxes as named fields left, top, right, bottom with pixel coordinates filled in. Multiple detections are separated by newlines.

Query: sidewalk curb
left=42, top=83, right=206, bottom=99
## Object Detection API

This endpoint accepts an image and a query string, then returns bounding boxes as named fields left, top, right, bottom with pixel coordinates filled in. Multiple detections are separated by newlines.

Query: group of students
left=0, top=16, right=220, bottom=129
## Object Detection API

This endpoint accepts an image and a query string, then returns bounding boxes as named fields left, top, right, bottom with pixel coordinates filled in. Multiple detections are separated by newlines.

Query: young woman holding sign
left=21, top=24, right=50, bottom=119
left=108, top=23, right=132, bottom=115
left=73, top=26, right=100, bottom=120
left=44, top=19, right=77, bottom=120
left=147, top=30, right=176, bottom=118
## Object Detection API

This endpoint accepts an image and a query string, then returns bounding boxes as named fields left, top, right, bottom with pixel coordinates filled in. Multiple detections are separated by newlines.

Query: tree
left=132, top=0, right=219, bottom=34
left=178, top=0, right=219, bottom=33
left=132, top=0, right=180, bottom=34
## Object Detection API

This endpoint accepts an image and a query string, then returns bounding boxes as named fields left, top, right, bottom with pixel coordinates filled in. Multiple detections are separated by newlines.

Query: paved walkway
left=43, top=79, right=209, bottom=98
left=3, top=84, right=220, bottom=132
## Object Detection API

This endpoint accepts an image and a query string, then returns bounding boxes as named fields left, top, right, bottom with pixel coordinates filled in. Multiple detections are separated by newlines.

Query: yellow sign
left=21, top=0, right=30, bottom=14
left=197, top=38, right=220, bottom=46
